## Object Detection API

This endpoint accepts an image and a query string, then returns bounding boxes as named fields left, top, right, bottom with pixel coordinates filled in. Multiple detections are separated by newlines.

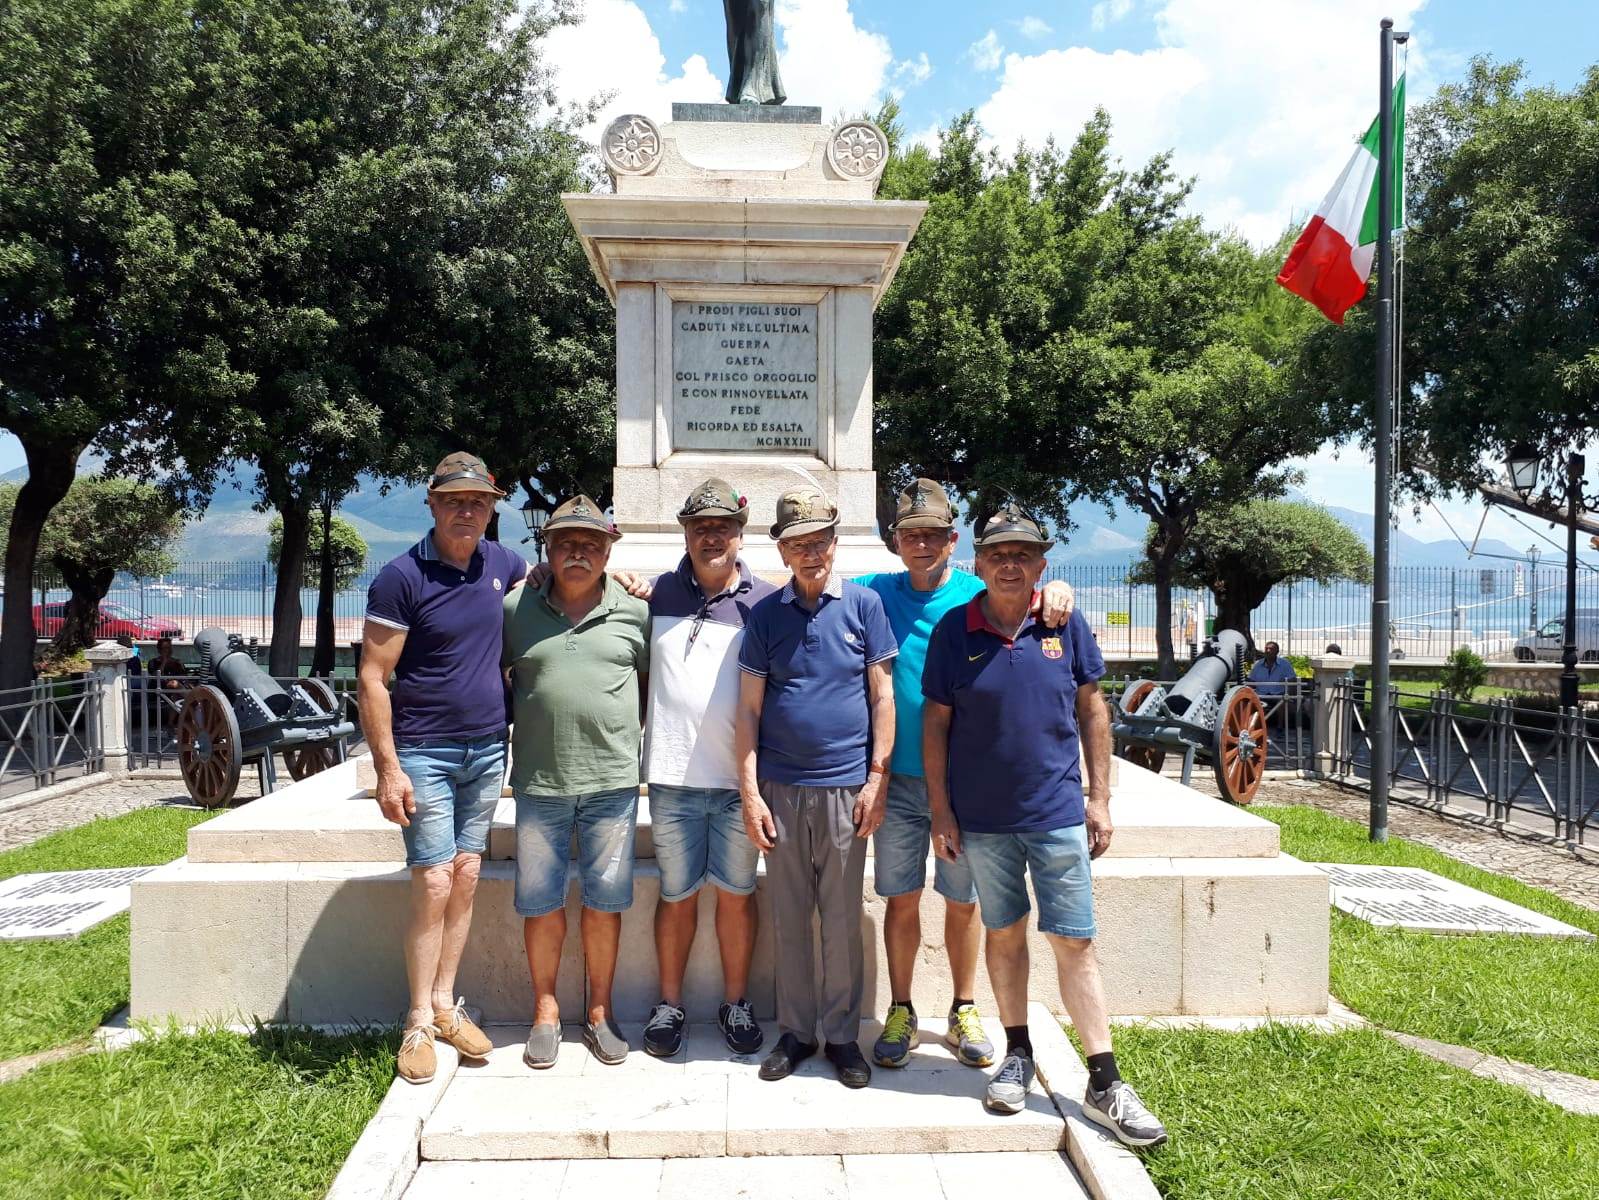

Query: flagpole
left=1370, top=16, right=1407, bottom=842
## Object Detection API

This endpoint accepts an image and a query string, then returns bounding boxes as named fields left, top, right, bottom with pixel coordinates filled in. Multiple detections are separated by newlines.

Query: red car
left=33, top=602, right=182, bottom=640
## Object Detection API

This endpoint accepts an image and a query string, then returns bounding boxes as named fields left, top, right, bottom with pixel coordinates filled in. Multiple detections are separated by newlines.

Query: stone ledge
left=672, top=104, right=823, bottom=124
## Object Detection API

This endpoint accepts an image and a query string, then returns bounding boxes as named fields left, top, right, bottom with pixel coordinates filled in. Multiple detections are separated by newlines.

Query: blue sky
left=6, top=0, right=1596, bottom=552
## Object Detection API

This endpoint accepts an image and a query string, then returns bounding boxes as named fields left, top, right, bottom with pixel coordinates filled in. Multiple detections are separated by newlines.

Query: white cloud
left=1015, top=16, right=1053, bottom=39
left=893, top=52, right=933, bottom=89
left=973, top=0, right=1433, bottom=245
left=967, top=29, right=1004, bottom=72
left=544, top=0, right=721, bottom=137
left=774, top=0, right=895, bottom=118
left=1091, top=0, right=1134, bottom=30
left=669, top=0, right=686, bottom=12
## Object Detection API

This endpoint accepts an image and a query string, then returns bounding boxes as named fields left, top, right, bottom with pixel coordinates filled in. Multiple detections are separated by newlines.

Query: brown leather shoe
left=397, top=1022, right=438, bottom=1084
left=434, top=998, right=492, bottom=1060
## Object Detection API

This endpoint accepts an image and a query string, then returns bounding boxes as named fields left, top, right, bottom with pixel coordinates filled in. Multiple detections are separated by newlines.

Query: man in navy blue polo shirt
left=736, top=487, right=897, bottom=1090
left=360, top=452, right=525, bottom=1085
left=923, top=502, right=1167, bottom=1147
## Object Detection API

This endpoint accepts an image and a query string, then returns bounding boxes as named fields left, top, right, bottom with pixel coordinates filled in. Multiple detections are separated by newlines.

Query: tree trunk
left=270, top=501, right=311, bottom=677
left=311, top=495, right=336, bottom=677
left=1212, top=572, right=1275, bottom=655
left=51, top=562, right=117, bottom=656
left=0, top=442, right=79, bottom=690
left=1153, top=555, right=1177, bottom=679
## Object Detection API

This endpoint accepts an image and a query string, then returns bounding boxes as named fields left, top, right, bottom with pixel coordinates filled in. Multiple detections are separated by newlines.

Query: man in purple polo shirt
left=736, top=487, right=897, bottom=1090
left=360, top=452, right=525, bottom=1085
left=923, top=502, right=1167, bottom=1147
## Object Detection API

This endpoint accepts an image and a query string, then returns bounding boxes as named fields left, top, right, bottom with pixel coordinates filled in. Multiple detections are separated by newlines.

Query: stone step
left=184, top=757, right=1281, bottom=865
left=402, top=1151, right=1089, bottom=1200
left=419, top=1006, right=1081, bottom=1163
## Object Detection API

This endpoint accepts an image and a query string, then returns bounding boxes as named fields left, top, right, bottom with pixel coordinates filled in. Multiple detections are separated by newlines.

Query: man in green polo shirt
left=503, top=494, right=650, bottom=1069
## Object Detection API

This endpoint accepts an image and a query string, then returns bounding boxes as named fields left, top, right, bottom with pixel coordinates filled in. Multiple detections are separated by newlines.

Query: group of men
left=357, top=451, right=1167, bottom=1148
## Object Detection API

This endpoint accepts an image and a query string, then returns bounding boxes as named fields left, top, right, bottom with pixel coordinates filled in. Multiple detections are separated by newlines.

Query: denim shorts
left=648, top=783, right=759, bottom=902
left=961, top=823, right=1097, bottom=939
left=872, top=774, right=978, bottom=904
left=393, top=736, right=506, bottom=868
left=513, top=786, right=639, bottom=917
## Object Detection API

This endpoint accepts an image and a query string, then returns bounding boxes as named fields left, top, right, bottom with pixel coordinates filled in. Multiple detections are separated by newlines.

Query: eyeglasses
left=896, top=528, right=951, bottom=545
left=784, top=534, right=835, bottom=559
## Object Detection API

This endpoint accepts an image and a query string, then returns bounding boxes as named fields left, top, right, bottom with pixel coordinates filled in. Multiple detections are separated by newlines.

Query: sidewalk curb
left=324, top=1044, right=459, bottom=1200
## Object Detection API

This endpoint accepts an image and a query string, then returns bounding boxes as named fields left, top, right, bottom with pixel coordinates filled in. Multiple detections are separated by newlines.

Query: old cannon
left=1111, top=629, right=1269, bottom=805
left=176, top=627, right=357, bottom=808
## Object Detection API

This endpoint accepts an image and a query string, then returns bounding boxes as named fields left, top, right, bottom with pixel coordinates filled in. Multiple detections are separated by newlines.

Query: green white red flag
left=1277, top=75, right=1406, bottom=323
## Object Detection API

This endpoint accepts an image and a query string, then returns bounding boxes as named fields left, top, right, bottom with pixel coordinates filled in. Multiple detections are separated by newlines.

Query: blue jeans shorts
left=514, top=786, right=639, bottom=917
left=394, top=736, right=506, bottom=868
left=872, top=774, right=978, bottom=903
left=961, top=823, right=1097, bottom=939
left=648, top=783, right=759, bottom=903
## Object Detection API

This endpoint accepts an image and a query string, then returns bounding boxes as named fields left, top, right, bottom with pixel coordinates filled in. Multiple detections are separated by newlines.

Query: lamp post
left=519, top=495, right=550, bottom=562
left=1506, top=445, right=1591, bottom=710
left=1527, top=544, right=1540, bottom=633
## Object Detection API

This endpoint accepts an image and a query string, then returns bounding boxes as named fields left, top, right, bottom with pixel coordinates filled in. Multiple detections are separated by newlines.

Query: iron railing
left=0, top=675, right=106, bottom=800
left=1100, top=676, right=1317, bottom=776
left=129, top=673, right=362, bottom=771
left=1325, top=679, right=1599, bottom=846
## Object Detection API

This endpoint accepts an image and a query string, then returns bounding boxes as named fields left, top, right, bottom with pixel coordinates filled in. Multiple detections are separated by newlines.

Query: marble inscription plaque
left=672, top=300, right=818, bottom=452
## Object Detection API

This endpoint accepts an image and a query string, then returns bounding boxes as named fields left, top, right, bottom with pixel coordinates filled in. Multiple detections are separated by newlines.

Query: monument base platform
left=131, top=759, right=1329, bottom=1027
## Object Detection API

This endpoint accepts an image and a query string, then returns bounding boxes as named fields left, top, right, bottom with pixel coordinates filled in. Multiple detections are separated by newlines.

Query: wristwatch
left=867, top=763, right=889, bottom=775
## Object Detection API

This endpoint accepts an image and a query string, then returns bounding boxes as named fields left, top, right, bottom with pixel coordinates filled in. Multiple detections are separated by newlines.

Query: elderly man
left=737, top=488, right=897, bottom=1089
left=361, top=452, right=521, bottom=1085
left=640, top=479, right=776, bottom=1058
left=855, top=479, right=1074, bottom=1071
left=504, top=495, right=650, bottom=1069
left=923, top=502, right=1167, bottom=1146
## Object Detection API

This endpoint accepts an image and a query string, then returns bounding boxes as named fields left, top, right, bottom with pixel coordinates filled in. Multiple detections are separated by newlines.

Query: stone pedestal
left=562, top=105, right=925, bottom=577
left=83, top=640, right=132, bottom=769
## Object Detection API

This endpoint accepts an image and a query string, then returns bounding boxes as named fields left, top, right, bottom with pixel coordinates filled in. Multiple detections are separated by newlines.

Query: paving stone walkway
left=0, top=774, right=260, bottom=855
left=1182, top=773, right=1599, bottom=913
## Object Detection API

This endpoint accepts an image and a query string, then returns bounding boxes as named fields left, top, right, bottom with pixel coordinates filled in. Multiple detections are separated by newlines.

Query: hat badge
left=910, top=488, right=929, bottom=510
left=791, top=493, right=815, bottom=520
left=573, top=501, right=592, bottom=517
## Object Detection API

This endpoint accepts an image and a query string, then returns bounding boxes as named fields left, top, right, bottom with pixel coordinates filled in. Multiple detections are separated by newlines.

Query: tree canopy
left=1131, top=499, right=1371, bottom=649
left=268, top=513, right=367, bottom=592
left=1295, top=58, right=1599, bottom=497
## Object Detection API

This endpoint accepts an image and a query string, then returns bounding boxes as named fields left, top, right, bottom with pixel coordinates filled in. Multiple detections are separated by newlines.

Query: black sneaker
left=642, top=1000, right=685, bottom=1058
left=718, top=998, right=765, bottom=1055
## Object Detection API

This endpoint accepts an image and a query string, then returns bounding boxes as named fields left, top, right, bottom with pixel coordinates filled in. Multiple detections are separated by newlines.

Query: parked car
left=1512, top=610, right=1599, bottom=663
left=32, top=601, right=182, bottom=640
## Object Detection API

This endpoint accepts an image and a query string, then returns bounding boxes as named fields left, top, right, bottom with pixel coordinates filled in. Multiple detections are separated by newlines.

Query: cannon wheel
left=1116, top=681, right=1166, bottom=773
left=1212, top=686, right=1268, bottom=805
left=178, top=683, right=242, bottom=809
left=284, top=677, right=341, bottom=782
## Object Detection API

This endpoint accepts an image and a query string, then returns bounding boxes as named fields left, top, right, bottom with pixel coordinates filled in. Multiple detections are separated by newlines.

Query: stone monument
left=563, top=51, right=924, bottom=575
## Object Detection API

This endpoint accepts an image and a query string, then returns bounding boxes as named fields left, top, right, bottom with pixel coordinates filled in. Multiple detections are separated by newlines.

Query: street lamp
left=1502, top=446, right=1594, bottom=710
left=519, top=495, right=550, bottom=561
left=1527, top=544, right=1540, bottom=633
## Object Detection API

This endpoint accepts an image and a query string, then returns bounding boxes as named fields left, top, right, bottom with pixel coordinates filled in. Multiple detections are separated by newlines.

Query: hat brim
left=678, top=507, right=751, bottom=527
left=891, top=515, right=956, bottom=532
left=545, top=518, right=622, bottom=541
left=771, top=516, right=840, bottom=541
left=429, top=478, right=506, bottom=497
left=975, top=532, right=1055, bottom=551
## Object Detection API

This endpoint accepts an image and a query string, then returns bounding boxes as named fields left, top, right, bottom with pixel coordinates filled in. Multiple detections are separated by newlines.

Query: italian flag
left=1277, top=76, right=1406, bottom=324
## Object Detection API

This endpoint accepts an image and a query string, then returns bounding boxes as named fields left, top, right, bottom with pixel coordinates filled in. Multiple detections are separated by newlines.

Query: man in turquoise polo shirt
left=855, top=479, right=1076, bottom=1071
left=503, top=495, right=650, bottom=1069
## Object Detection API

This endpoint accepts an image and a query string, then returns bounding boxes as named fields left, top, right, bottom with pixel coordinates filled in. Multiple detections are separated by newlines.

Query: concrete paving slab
left=404, top=1160, right=568, bottom=1199
left=560, top=1157, right=667, bottom=1198
left=658, top=1155, right=848, bottom=1200
left=422, top=1075, right=728, bottom=1160
left=932, top=1151, right=1089, bottom=1199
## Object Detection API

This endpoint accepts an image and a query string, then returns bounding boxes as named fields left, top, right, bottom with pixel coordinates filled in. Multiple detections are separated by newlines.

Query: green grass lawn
left=0, top=1026, right=392, bottom=1199
left=0, top=806, right=211, bottom=1060
left=1113, top=1023, right=1599, bottom=1200
left=1256, top=803, right=1599, bottom=1078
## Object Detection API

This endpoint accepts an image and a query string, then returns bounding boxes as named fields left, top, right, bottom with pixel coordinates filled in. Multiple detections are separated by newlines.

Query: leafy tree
left=268, top=512, right=368, bottom=593
left=0, top=0, right=250, bottom=687
left=1130, top=499, right=1371, bottom=650
left=0, top=478, right=184, bottom=655
left=1295, top=59, right=1599, bottom=496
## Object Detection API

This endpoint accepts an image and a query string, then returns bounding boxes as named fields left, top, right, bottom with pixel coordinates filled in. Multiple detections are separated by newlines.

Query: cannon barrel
left=193, top=627, right=293, bottom=718
left=1165, top=629, right=1248, bottom=716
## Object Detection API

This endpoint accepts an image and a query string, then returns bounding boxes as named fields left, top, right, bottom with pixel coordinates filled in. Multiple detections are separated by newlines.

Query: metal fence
left=1324, top=679, right=1599, bottom=846
left=27, top=558, right=1599, bottom=659
left=1101, top=676, right=1317, bottom=777
left=0, top=675, right=107, bottom=800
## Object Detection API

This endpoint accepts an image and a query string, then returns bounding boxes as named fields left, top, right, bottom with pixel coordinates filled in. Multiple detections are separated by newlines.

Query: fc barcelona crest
left=1041, top=636, right=1063, bottom=660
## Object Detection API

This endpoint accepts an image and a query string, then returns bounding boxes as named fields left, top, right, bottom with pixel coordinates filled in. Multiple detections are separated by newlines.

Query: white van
left=1512, top=610, right=1599, bottom=662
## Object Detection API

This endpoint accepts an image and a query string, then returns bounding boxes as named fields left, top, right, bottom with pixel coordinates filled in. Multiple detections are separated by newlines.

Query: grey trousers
left=760, top=780, right=868, bottom=1046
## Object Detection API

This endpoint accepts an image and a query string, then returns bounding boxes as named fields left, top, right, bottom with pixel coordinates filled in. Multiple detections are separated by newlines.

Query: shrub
left=1441, top=646, right=1488, bottom=701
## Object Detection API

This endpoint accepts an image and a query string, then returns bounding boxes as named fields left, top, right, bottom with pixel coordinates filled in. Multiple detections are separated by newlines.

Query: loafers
left=523, top=1022, right=561, bottom=1070
left=826, top=1040, right=872, bottom=1089
left=759, top=1032, right=818, bottom=1081
left=583, top=1015, right=630, bottom=1065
